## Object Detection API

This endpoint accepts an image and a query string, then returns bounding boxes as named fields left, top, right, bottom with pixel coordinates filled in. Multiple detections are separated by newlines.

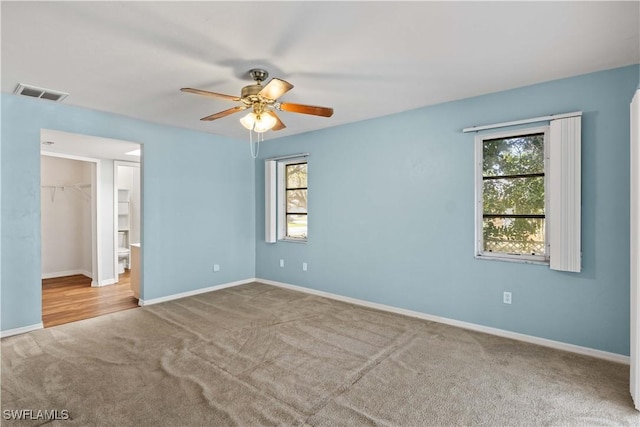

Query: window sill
left=279, top=238, right=307, bottom=244
left=475, top=253, right=549, bottom=266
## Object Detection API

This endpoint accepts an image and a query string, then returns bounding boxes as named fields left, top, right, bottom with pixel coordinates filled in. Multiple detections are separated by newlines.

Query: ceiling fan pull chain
left=249, top=129, right=260, bottom=159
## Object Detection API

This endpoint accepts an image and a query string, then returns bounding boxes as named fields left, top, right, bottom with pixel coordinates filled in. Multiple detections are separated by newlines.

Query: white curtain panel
left=549, top=116, right=582, bottom=272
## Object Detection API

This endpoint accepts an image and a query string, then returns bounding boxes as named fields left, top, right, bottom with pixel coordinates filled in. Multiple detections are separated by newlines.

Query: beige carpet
left=2, top=283, right=639, bottom=426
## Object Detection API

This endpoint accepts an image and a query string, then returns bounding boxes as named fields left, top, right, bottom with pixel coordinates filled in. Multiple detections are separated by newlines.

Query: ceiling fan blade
left=258, top=78, right=293, bottom=100
left=265, top=111, right=286, bottom=131
left=279, top=102, right=334, bottom=117
left=200, top=106, right=247, bottom=121
left=181, top=87, right=240, bottom=101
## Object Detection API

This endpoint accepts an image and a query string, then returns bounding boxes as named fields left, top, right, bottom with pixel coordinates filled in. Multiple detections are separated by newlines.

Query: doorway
left=114, top=161, right=141, bottom=298
left=41, top=154, right=95, bottom=283
left=40, top=129, right=142, bottom=327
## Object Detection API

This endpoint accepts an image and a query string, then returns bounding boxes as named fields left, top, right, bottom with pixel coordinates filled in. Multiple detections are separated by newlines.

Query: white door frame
left=631, top=88, right=640, bottom=411
left=40, top=151, right=102, bottom=286
left=113, top=160, right=141, bottom=282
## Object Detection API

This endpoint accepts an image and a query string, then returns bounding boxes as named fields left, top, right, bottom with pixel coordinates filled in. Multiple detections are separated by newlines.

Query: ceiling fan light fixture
left=182, top=69, right=332, bottom=149
left=239, top=112, right=255, bottom=130
left=254, top=113, right=277, bottom=133
left=240, top=111, right=276, bottom=133
left=240, top=112, right=258, bottom=131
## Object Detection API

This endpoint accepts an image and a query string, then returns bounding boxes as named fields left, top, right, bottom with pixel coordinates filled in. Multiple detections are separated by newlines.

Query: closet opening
left=114, top=161, right=141, bottom=298
left=40, top=129, right=142, bottom=328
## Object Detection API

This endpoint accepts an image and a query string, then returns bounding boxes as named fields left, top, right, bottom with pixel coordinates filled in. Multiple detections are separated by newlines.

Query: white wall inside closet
left=99, top=159, right=116, bottom=285
left=41, top=156, right=92, bottom=278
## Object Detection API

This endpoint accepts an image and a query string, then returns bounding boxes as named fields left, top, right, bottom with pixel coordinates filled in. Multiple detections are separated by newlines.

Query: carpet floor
left=2, top=282, right=639, bottom=426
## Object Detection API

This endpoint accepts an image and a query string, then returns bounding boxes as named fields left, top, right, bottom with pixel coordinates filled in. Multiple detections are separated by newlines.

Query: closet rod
left=42, top=183, right=91, bottom=202
left=41, top=183, right=90, bottom=189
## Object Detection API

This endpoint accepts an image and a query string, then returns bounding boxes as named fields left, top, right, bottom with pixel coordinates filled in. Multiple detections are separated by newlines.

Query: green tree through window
left=285, top=162, right=307, bottom=239
left=481, top=133, right=546, bottom=256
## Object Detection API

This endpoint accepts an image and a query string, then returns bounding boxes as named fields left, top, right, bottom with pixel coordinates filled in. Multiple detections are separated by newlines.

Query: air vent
left=14, top=84, right=68, bottom=102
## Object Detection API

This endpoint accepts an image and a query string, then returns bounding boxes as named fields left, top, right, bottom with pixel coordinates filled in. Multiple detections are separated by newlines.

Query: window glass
left=483, top=135, right=544, bottom=176
left=286, top=164, right=307, bottom=188
left=479, top=132, right=547, bottom=259
left=285, top=162, right=307, bottom=239
left=286, top=189, right=307, bottom=213
left=286, top=215, right=307, bottom=239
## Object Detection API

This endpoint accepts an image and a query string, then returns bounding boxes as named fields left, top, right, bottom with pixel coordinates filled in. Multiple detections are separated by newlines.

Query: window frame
left=277, top=157, right=308, bottom=243
left=474, top=126, right=550, bottom=264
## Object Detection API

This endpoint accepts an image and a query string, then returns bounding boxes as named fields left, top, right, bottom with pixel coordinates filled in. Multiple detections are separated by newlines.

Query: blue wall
left=2, top=65, right=637, bottom=355
left=255, top=65, right=639, bottom=356
left=1, top=95, right=255, bottom=331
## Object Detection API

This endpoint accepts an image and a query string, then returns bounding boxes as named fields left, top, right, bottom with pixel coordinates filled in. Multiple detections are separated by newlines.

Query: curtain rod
left=263, top=153, right=309, bottom=161
left=462, top=111, right=582, bottom=133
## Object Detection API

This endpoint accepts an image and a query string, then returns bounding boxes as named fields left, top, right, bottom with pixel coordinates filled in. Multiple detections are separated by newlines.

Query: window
left=282, top=161, right=307, bottom=240
left=475, top=127, right=549, bottom=263
left=265, top=156, right=308, bottom=243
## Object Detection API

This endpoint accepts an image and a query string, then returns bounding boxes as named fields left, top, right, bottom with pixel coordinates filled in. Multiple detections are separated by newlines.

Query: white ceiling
left=3, top=2, right=639, bottom=142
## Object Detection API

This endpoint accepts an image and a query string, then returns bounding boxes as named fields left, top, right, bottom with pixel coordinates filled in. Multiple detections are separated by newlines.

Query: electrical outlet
left=213, top=264, right=220, bottom=272
left=302, top=262, right=308, bottom=271
left=279, top=259, right=284, bottom=268
left=503, top=291, right=512, bottom=304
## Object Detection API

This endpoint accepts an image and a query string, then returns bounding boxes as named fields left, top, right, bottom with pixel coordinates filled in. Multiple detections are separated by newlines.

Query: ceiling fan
left=181, top=69, right=334, bottom=133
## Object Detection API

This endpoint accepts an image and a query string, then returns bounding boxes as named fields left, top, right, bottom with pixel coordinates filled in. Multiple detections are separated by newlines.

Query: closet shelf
left=117, top=189, right=131, bottom=273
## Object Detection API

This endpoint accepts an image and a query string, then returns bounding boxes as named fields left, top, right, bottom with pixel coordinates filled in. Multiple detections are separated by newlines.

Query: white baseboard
left=1, top=322, right=44, bottom=338
left=258, top=278, right=630, bottom=365
left=138, top=278, right=256, bottom=306
left=42, top=270, right=92, bottom=280
left=91, top=278, right=116, bottom=287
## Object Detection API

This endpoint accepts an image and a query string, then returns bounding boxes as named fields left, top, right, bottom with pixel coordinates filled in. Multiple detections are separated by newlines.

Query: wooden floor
left=42, top=271, right=139, bottom=328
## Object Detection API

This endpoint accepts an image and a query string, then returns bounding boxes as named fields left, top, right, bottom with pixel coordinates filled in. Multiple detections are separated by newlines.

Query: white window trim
left=277, top=156, right=308, bottom=243
left=265, top=155, right=309, bottom=244
left=474, top=125, right=550, bottom=264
